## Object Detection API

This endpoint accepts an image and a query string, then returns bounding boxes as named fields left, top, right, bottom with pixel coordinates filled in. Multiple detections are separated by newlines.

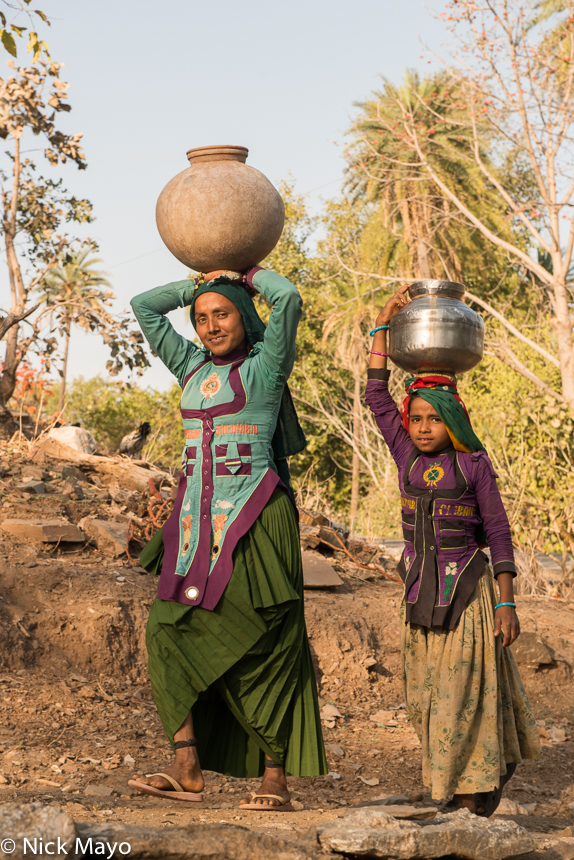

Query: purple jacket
left=365, top=376, right=516, bottom=629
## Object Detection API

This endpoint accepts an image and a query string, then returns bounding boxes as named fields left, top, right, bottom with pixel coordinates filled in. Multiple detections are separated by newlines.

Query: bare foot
left=240, top=760, right=290, bottom=808
left=132, top=744, right=204, bottom=794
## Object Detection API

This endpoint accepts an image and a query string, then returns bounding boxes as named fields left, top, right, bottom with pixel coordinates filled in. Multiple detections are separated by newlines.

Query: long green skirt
left=144, top=491, right=327, bottom=778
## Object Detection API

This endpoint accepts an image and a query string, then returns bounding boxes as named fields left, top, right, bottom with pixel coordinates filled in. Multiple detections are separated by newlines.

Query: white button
left=185, top=586, right=199, bottom=601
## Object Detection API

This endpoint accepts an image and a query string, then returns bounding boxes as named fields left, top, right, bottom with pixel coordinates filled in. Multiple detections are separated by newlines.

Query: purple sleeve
left=472, top=453, right=516, bottom=577
left=365, top=379, right=414, bottom=470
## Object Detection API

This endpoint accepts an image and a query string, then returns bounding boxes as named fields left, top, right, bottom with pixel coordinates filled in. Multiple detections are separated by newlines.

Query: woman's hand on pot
left=494, top=606, right=520, bottom=647
left=204, top=269, right=243, bottom=281
left=375, top=284, right=411, bottom=326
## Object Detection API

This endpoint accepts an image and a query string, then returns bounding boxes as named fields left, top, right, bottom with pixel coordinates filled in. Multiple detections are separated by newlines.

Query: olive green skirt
left=144, top=491, right=327, bottom=778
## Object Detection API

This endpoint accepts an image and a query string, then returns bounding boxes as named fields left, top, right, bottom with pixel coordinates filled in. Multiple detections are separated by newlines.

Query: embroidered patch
left=185, top=428, right=201, bottom=439
left=443, top=561, right=458, bottom=601
left=181, top=514, right=193, bottom=555
left=182, top=499, right=191, bottom=511
left=215, top=499, right=235, bottom=510
left=423, top=461, right=445, bottom=488
left=212, top=513, right=228, bottom=558
left=200, top=372, right=221, bottom=400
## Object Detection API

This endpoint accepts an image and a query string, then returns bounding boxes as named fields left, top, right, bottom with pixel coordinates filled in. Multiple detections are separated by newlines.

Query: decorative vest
left=158, top=348, right=284, bottom=609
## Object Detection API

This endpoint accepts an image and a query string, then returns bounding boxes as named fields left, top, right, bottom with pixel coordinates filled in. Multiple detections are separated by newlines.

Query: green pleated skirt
left=144, top=491, right=327, bottom=778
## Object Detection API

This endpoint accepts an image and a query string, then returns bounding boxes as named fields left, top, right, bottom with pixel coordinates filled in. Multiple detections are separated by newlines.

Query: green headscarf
left=189, top=275, right=307, bottom=490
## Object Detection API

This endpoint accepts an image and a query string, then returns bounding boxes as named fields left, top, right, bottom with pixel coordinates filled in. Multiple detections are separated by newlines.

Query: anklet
left=174, top=739, right=198, bottom=749
left=265, top=759, right=283, bottom=768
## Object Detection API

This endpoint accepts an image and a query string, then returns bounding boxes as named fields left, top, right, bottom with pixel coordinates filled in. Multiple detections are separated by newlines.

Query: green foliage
left=59, top=376, right=182, bottom=470
left=461, top=343, right=574, bottom=555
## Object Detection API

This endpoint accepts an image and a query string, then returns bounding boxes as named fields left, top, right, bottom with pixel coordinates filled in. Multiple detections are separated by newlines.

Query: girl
left=128, top=267, right=326, bottom=808
left=365, top=285, right=541, bottom=816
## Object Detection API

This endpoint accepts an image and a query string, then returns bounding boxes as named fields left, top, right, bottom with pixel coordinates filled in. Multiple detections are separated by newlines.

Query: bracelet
left=369, top=351, right=389, bottom=357
left=495, top=602, right=516, bottom=609
left=370, top=325, right=389, bottom=336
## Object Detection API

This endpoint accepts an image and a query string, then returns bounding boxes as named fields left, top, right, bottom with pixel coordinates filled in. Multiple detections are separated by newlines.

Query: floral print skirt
left=401, top=566, right=542, bottom=799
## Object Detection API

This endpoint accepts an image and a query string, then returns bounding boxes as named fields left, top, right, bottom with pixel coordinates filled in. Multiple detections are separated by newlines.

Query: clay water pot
left=389, top=280, right=484, bottom=375
left=156, top=145, right=285, bottom=273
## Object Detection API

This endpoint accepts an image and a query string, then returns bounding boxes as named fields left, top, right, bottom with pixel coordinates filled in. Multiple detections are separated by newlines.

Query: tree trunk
left=0, top=135, right=25, bottom=412
left=350, top=368, right=362, bottom=528
left=553, top=279, right=574, bottom=407
left=58, top=320, right=72, bottom=413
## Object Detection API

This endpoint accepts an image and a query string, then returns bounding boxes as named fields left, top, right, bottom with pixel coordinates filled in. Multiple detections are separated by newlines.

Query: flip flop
left=128, top=772, right=203, bottom=802
left=240, top=791, right=295, bottom=812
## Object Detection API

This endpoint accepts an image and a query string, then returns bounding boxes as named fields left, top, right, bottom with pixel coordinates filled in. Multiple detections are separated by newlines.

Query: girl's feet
left=452, top=762, right=517, bottom=817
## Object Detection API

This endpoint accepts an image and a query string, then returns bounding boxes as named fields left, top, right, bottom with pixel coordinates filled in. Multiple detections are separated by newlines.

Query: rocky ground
left=0, top=438, right=573, bottom=858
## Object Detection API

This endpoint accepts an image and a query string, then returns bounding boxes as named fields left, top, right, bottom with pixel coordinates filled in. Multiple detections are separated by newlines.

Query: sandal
left=128, top=772, right=204, bottom=802
left=127, top=738, right=204, bottom=802
left=240, top=791, right=294, bottom=811
left=475, top=762, right=517, bottom=818
left=239, top=758, right=294, bottom=811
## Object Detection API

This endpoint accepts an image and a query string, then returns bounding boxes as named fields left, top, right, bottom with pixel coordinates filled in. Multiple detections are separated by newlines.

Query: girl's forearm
left=369, top=329, right=388, bottom=370
left=496, top=572, right=515, bottom=603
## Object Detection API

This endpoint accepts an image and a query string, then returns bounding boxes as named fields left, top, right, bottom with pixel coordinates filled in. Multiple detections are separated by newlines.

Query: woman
left=365, top=285, right=541, bottom=816
left=127, top=266, right=327, bottom=808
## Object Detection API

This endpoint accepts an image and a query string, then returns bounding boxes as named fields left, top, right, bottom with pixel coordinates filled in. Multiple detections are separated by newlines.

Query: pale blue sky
left=3, top=0, right=446, bottom=390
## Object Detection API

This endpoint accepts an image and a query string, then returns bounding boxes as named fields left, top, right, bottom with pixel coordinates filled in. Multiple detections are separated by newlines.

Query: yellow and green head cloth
left=400, top=374, right=485, bottom=454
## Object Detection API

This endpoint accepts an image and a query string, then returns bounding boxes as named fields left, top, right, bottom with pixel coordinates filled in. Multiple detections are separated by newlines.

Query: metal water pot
left=388, top=280, right=484, bottom=375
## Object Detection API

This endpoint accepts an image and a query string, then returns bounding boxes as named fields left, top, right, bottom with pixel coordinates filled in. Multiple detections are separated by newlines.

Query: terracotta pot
left=156, top=145, right=285, bottom=273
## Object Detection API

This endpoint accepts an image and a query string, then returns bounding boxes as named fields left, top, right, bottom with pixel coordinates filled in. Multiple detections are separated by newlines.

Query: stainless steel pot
left=388, top=280, right=484, bottom=375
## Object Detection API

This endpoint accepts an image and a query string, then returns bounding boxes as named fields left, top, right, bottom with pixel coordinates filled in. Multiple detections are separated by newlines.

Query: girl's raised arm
left=365, top=285, right=414, bottom=467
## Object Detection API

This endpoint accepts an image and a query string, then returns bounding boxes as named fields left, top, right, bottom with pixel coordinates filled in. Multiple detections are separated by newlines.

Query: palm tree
left=40, top=250, right=112, bottom=412
left=347, top=69, right=525, bottom=292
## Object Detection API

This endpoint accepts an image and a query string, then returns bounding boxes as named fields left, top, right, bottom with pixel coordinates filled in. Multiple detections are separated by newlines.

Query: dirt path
left=0, top=533, right=572, bottom=842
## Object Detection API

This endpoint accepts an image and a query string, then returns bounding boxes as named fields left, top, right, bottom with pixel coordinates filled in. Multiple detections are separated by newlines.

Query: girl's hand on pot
left=376, top=284, right=411, bottom=326
left=494, top=606, right=520, bottom=647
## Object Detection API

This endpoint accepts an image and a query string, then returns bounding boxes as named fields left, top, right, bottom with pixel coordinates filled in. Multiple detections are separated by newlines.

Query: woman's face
left=408, top=396, right=451, bottom=452
left=194, top=292, right=247, bottom=356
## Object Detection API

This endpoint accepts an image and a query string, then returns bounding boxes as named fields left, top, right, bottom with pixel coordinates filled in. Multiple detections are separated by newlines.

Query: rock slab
left=47, top=425, right=97, bottom=454
left=1, top=518, right=85, bottom=543
left=510, top=630, right=554, bottom=667
left=302, top=551, right=343, bottom=589
left=79, top=517, right=128, bottom=557
left=0, top=802, right=77, bottom=860
left=317, top=807, right=535, bottom=859
left=76, top=821, right=319, bottom=859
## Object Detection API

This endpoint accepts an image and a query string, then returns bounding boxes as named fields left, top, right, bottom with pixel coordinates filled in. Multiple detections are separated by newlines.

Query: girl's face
left=194, top=292, right=247, bottom=356
left=408, top=397, right=451, bottom=452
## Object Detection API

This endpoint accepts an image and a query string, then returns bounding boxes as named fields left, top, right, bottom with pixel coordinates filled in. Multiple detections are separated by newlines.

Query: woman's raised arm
left=131, top=280, right=204, bottom=386
left=245, top=267, right=303, bottom=389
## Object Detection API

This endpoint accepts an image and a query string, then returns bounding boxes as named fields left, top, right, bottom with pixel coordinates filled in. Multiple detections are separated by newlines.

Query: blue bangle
left=495, top=602, right=516, bottom=609
left=370, top=325, right=389, bottom=336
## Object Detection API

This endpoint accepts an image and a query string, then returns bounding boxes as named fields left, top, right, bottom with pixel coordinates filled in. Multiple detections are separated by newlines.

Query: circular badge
left=200, top=372, right=221, bottom=400
left=185, top=586, right=199, bottom=601
left=423, top=462, right=445, bottom=488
